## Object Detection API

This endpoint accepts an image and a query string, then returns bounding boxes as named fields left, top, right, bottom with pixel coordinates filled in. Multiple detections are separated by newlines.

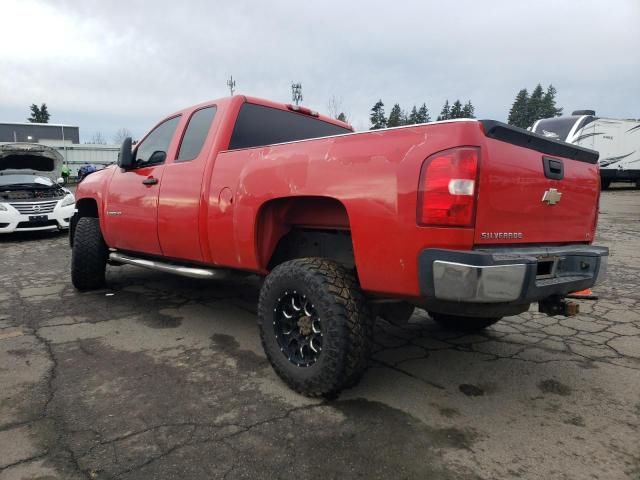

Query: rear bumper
left=418, top=245, right=608, bottom=307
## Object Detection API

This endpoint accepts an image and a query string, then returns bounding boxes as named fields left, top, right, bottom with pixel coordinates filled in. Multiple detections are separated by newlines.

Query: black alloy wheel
left=273, top=290, right=323, bottom=367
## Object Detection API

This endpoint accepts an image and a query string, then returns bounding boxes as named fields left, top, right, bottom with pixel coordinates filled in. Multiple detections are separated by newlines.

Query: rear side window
left=135, top=116, right=181, bottom=167
left=229, top=103, right=351, bottom=150
left=177, top=106, right=217, bottom=162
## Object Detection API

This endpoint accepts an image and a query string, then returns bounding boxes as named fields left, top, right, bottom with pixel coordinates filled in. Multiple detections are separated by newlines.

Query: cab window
left=229, top=103, right=351, bottom=150
left=134, top=116, right=181, bottom=167
left=177, top=106, right=217, bottom=162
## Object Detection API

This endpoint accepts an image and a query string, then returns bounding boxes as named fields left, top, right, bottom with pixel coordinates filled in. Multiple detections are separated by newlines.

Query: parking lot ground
left=0, top=187, right=639, bottom=480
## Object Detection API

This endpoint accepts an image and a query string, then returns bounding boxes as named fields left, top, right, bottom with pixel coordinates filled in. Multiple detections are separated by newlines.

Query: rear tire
left=258, top=258, right=373, bottom=397
left=71, top=217, right=108, bottom=291
left=430, top=313, right=500, bottom=332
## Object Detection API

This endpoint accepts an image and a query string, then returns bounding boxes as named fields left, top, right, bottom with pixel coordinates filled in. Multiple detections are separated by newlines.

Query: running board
left=109, top=252, right=219, bottom=279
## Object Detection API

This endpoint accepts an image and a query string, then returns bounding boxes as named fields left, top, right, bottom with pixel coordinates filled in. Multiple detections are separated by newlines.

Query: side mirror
left=56, top=177, right=64, bottom=184
left=117, top=137, right=134, bottom=169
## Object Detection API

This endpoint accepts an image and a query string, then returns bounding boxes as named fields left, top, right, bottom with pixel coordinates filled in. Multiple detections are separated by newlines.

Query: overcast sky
left=1, top=0, right=638, bottom=142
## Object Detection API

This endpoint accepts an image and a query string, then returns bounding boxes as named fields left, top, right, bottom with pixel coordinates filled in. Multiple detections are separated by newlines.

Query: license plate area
left=29, top=215, right=48, bottom=222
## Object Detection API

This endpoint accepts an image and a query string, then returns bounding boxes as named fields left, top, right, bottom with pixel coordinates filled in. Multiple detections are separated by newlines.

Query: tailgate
left=474, top=121, right=600, bottom=245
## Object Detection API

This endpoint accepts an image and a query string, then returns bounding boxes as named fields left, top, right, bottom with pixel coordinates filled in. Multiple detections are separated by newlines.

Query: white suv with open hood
left=0, top=143, right=75, bottom=233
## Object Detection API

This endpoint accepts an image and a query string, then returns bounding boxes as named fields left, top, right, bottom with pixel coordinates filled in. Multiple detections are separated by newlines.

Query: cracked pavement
left=0, top=188, right=639, bottom=479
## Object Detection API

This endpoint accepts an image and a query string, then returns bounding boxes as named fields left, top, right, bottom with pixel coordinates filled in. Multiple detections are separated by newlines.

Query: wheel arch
left=255, top=196, right=356, bottom=271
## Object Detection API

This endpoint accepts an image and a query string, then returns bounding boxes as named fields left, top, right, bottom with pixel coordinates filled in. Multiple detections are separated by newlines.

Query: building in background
left=0, top=122, right=118, bottom=177
left=0, top=122, right=79, bottom=144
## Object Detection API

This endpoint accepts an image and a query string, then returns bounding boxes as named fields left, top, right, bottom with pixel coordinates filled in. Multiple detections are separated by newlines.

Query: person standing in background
left=61, top=163, right=70, bottom=185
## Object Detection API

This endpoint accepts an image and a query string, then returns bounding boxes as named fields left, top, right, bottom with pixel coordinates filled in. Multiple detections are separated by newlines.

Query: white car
left=0, top=143, right=75, bottom=233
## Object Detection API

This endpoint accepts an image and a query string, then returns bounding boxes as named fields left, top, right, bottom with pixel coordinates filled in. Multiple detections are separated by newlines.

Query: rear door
left=157, top=105, right=218, bottom=262
left=474, top=122, right=600, bottom=245
left=104, top=116, right=181, bottom=255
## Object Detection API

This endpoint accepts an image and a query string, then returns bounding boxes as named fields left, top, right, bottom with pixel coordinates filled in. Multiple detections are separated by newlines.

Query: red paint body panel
left=103, top=164, right=164, bottom=255
left=474, top=137, right=599, bottom=245
left=205, top=123, right=481, bottom=296
left=75, top=96, right=600, bottom=300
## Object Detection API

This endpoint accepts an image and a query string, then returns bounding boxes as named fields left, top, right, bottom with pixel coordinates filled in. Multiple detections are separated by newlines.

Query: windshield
left=0, top=175, right=54, bottom=187
left=533, top=117, right=581, bottom=141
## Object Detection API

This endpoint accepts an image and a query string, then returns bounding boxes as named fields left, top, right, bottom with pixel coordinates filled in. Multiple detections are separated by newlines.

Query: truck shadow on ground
left=101, top=265, right=616, bottom=403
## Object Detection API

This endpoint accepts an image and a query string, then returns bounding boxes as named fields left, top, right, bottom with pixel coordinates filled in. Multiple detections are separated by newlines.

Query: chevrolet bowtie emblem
left=542, top=188, right=562, bottom=205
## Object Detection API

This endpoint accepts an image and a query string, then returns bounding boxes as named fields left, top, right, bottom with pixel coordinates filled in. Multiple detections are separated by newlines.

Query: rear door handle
left=142, top=177, right=158, bottom=185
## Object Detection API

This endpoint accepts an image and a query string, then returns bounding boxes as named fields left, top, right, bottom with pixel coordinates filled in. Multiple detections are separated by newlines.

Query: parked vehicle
left=70, top=96, right=608, bottom=396
left=0, top=143, right=76, bottom=233
left=531, top=110, right=640, bottom=189
left=77, top=163, right=97, bottom=182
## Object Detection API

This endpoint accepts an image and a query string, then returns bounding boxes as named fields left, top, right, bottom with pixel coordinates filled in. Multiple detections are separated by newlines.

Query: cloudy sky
left=1, top=0, right=638, bottom=142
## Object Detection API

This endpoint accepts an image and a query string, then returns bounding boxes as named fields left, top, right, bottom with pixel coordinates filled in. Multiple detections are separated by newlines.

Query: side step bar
left=109, top=252, right=219, bottom=279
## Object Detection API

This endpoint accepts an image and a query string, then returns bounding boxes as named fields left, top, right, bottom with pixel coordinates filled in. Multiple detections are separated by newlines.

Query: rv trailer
left=532, top=110, right=640, bottom=189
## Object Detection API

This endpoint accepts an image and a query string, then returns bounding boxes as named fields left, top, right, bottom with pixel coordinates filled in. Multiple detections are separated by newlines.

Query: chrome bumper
left=419, top=246, right=609, bottom=304
left=433, top=261, right=527, bottom=302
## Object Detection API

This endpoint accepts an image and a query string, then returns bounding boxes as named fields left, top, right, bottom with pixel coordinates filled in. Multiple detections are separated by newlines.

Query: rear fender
left=255, top=196, right=352, bottom=270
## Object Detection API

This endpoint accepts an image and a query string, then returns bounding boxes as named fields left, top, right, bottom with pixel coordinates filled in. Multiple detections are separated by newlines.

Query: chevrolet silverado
left=70, top=96, right=608, bottom=396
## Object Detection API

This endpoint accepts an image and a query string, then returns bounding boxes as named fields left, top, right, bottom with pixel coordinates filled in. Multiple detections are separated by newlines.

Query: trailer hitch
left=539, top=296, right=580, bottom=317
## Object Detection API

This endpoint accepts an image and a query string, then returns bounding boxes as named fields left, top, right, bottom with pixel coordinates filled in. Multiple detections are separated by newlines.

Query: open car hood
left=0, top=143, right=63, bottom=181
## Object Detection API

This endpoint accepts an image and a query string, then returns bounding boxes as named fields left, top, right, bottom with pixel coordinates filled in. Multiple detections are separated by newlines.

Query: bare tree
left=327, top=95, right=349, bottom=123
left=89, top=131, right=107, bottom=144
left=113, top=128, right=132, bottom=144
left=327, top=95, right=342, bottom=118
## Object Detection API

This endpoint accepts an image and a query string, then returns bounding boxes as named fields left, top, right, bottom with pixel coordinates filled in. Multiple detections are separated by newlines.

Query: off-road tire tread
left=258, top=258, right=373, bottom=398
left=71, top=217, right=108, bottom=291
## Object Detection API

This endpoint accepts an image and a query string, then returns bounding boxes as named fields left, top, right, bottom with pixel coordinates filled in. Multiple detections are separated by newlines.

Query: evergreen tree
left=387, top=103, right=403, bottom=127
left=527, top=84, right=545, bottom=125
left=408, top=106, right=419, bottom=124
left=369, top=100, right=387, bottom=130
left=461, top=100, right=475, bottom=118
left=541, top=84, right=563, bottom=119
left=400, top=108, right=409, bottom=126
left=508, top=84, right=564, bottom=128
left=337, top=112, right=347, bottom=123
left=28, top=103, right=50, bottom=123
left=507, top=88, right=530, bottom=128
left=417, top=103, right=430, bottom=123
left=450, top=100, right=464, bottom=119
left=437, top=100, right=451, bottom=121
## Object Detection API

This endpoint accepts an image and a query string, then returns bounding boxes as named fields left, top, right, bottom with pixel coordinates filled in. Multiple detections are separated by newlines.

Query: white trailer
left=532, top=110, right=640, bottom=189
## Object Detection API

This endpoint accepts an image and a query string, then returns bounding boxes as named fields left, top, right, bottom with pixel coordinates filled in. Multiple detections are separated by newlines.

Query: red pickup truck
left=70, top=96, right=608, bottom=396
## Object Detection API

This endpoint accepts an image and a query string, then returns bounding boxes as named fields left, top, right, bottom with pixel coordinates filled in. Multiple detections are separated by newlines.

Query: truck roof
left=165, top=95, right=353, bottom=132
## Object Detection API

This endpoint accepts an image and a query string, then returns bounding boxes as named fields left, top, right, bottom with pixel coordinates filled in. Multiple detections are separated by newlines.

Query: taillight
left=417, top=147, right=479, bottom=227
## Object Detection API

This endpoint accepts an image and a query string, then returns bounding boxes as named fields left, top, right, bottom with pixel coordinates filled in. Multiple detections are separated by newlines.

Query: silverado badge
left=542, top=188, right=562, bottom=205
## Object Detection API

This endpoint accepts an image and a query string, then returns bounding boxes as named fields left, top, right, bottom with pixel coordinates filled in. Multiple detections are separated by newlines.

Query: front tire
left=258, top=258, right=373, bottom=397
left=430, top=313, right=500, bottom=332
left=71, top=217, right=108, bottom=291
